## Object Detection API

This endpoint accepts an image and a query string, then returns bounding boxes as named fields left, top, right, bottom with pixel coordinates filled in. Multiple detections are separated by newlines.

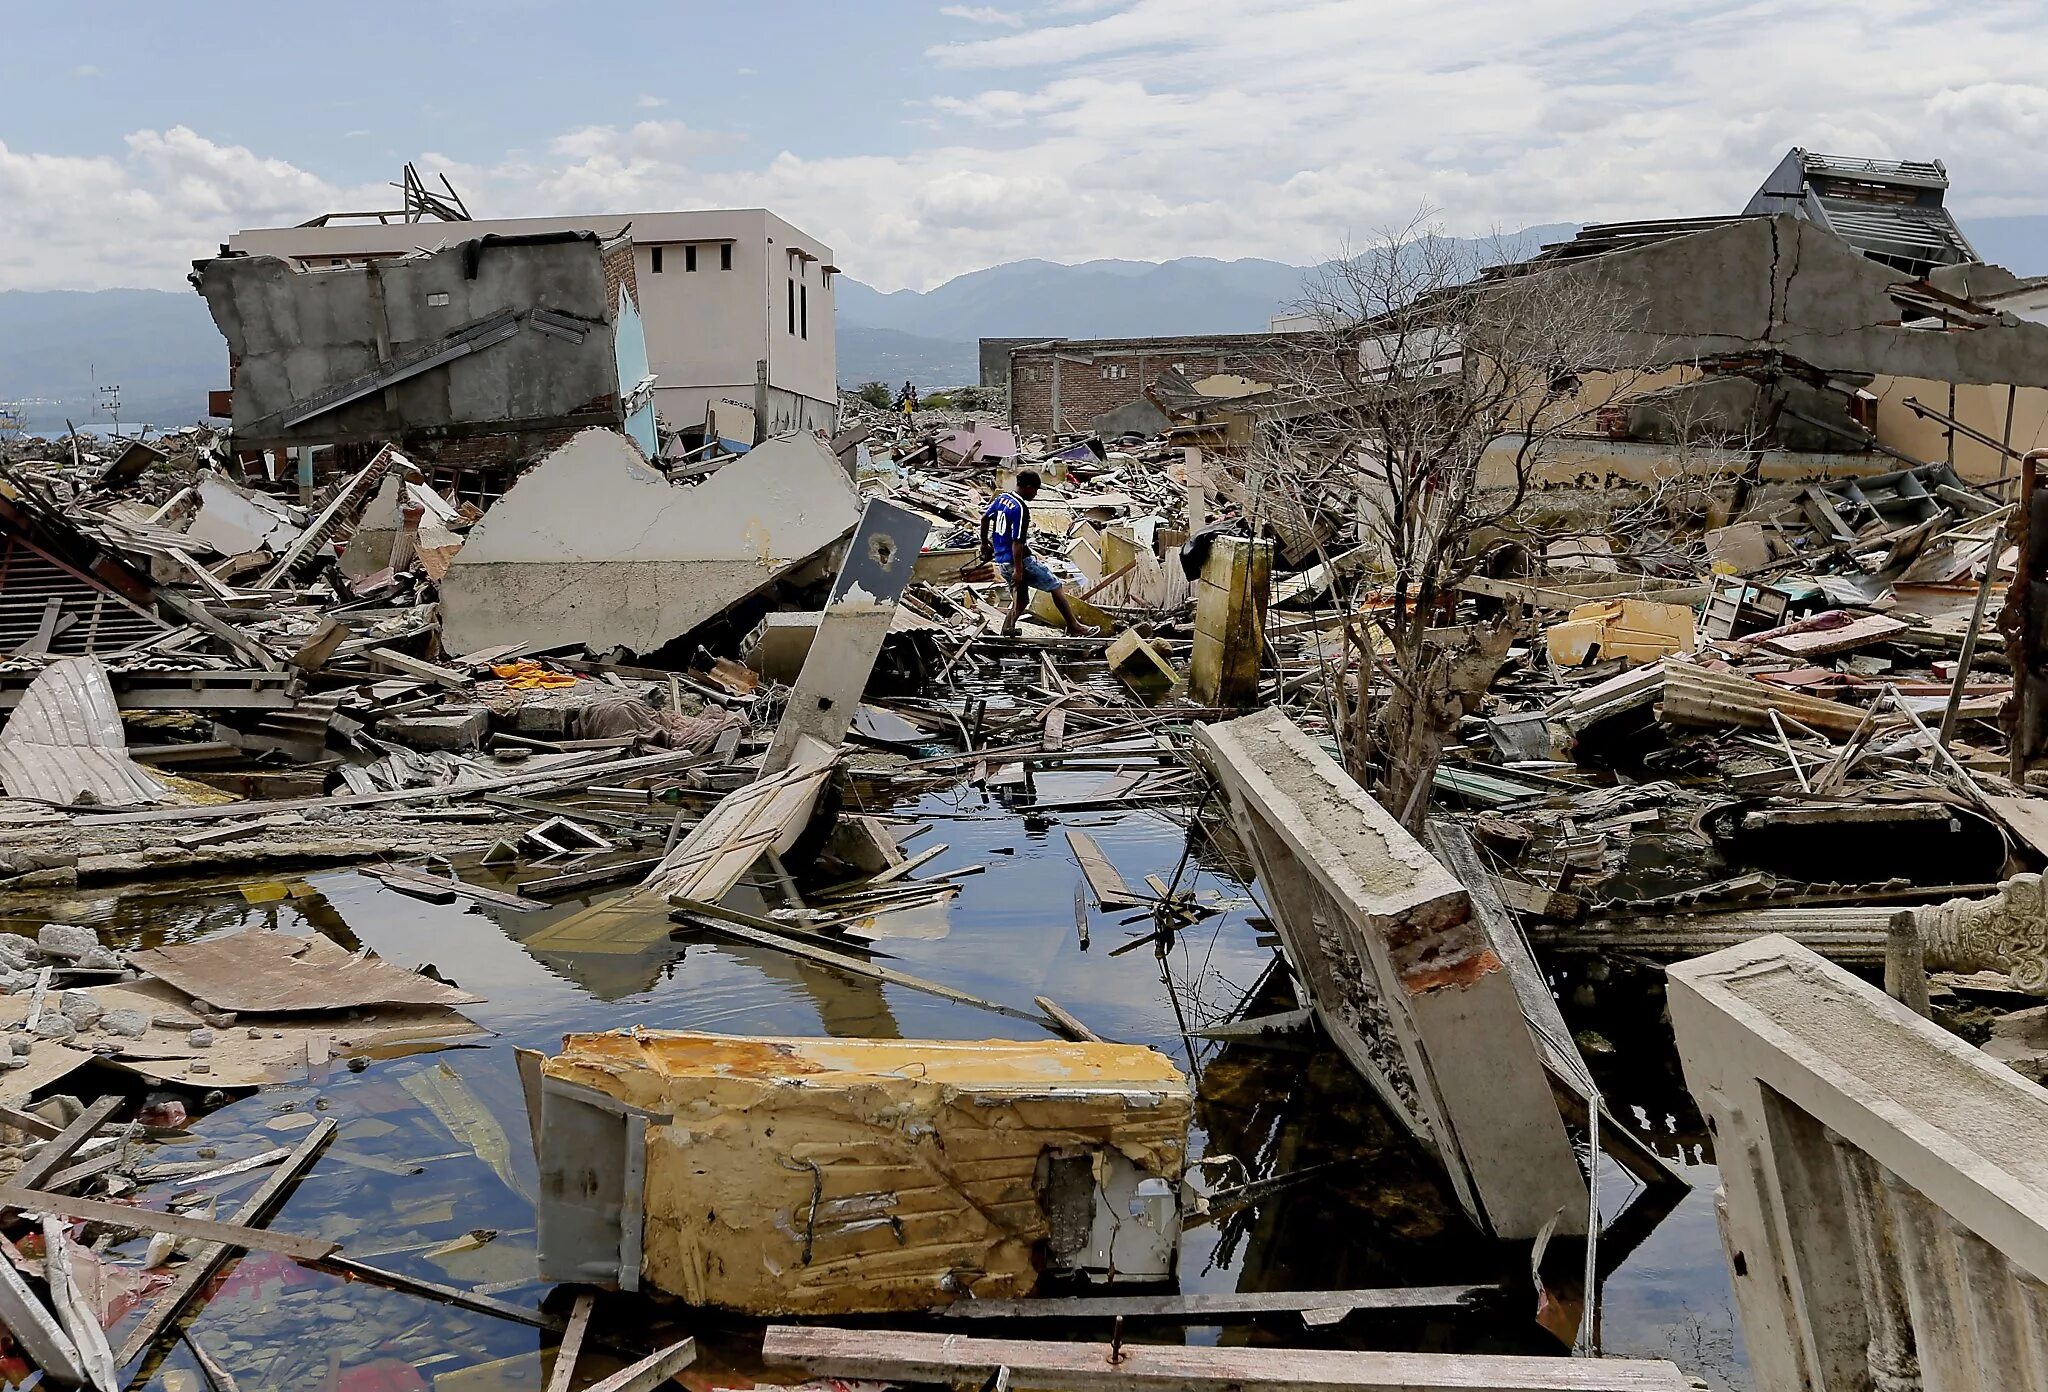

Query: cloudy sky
left=4, top=0, right=2044, bottom=293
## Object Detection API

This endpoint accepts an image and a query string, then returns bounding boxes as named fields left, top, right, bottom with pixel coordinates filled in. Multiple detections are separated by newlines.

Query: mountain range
left=5, top=215, right=2048, bottom=429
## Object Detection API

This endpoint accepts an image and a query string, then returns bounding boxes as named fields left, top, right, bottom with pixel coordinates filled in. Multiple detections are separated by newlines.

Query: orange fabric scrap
left=490, top=661, right=580, bottom=690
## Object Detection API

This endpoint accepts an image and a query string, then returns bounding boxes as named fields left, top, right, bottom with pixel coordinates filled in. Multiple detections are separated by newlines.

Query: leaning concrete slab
left=439, top=429, right=860, bottom=656
left=1195, top=709, right=1586, bottom=1239
left=1670, top=934, right=2048, bottom=1392
left=762, top=497, right=928, bottom=774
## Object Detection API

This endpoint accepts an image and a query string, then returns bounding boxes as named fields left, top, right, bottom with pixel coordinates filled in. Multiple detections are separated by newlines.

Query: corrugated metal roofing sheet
left=0, top=657, right=168, bottom=807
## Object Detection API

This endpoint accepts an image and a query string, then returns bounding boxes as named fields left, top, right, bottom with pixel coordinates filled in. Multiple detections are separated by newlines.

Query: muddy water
left=9, top=755, right=1747, bottom=1390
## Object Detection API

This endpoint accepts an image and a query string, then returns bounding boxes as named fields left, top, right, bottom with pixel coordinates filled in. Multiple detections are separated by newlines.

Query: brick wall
left=601, top=237, right=639, bottom=313
left=1007, top=335, right=1318, bottom=437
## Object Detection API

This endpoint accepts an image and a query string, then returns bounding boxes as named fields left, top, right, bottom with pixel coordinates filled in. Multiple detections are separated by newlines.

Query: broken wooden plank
left=0, top=1233, right=86, bottom=1385
left=542, top=1291, right=596, bottom=1392
left=44, top=1147, right=125, bottom=1194
left=0, top=1101, right=64, bottom=1140
left=941, top=1283, right=1495, bottom=1323
left=155, top=590, right=283, bottom=672
left=77, top=747, right=710, bottom=827
left=1760, top=612, right=1908, bottom=658
left=1065, top=828, right=1146, bottom=909
left=1982, top=794, right=2048, bottom=860
left=126, top=929, right=479, bottom=1012
left=361, top=862, right=549, bottom=912
left=0, top=1188, right=338, bottom=1262
left=519, top=857, right=663, bottom=898
left=679, top=914, right=1048, bottom=1025
left=580, top=1337, right=696, bottom=1392
left=860, top=842, right=946, bottom=886
left=13, top=1095, right=123, bottom=1191
left=1034, top=995, right=1104, bottom=1043
left=1193, top=1007, right=1316, bottom=1042
left=670, top=898, right=896, bottom=958
left=367, top=646, right=470, bottom=690
left=761, top=1326, right=1692, bottom=1390
left=318, top=1256, right=562, bottom=1331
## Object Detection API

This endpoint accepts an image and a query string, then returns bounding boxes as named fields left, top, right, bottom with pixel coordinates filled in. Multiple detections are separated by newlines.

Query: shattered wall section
left=196, top=232, right=632, bottom=455
left=1195, top=708, right=1587, bottom=1240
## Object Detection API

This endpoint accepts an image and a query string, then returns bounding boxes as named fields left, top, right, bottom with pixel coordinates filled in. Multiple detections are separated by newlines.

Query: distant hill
left=11, top=214, right=2048, bottom=421
left=0, top=288, right=222, bottom=433
left=834, top=323, right=981, bottom=392
left=833, top=228, right=1579, bottom=389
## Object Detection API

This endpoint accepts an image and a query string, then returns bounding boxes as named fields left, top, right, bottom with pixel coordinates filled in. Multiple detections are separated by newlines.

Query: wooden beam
left=117, top=1118, right=337, bottom=1364
left=76, top=747, right=709, bottom=827
left=361, top=862, right=549, bottom=911
left=318, top=1256, right=563, bottom=1331
left=0, top=1188, right=338, bottom=1262
left=12, top=1095, right=122, bottom=1191
left=367, top=646, right=470, bottom=690
left=581, top=1337, right=696, bottom=1392
left=1065, top=829, right=1146, bottom=909
left=543, top=1291, right=596, bottom=1392
left=156, top=589, right=284, bottom=672
left=677, top=914, right=1048, bottom=1026
left=762, top=1326, right=1692, bottom=1391
left=0, top=1101, right=62, bottom=1140
left=1034, top=995, right=1104, bottom=1043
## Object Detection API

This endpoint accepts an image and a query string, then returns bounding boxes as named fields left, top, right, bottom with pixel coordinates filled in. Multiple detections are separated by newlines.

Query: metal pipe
left=1903, top=395, right=2023, bottom=462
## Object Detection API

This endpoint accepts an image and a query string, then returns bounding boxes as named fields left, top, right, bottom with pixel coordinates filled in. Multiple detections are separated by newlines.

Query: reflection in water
left=4, top=766, right=1745, bottom=1389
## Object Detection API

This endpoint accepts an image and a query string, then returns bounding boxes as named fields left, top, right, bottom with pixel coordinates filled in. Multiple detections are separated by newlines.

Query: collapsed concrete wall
left=438, top=429, right=861, bottom=656
left=1531, top=214, right=2048, bottom=389
left=1194, top=708, right=1587, bottom=1240
left=195, top=232, right=637, bottom=452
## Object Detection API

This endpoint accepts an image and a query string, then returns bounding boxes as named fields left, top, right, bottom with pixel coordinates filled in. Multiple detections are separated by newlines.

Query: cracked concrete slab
left=439, top=428, right=861, bottom=657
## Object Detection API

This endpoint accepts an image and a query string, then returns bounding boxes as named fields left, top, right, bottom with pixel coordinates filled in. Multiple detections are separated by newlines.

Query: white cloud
left=0, top=127, right=386, bottom=291
left=7, top=3, right=2048, bottom=293
left=71, top=64, right=101, bottom=78
left=636, top=93, right=669, bottom=109
left=940, top=5, right=1023, bottom=25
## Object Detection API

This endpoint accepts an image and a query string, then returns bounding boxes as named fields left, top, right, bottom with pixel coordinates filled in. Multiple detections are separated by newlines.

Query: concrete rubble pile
left=21, top=148, right=2048, bottom=1392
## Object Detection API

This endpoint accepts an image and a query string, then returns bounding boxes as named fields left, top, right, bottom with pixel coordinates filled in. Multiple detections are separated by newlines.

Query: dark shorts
left=1001, top=556, right=1063, bottom=593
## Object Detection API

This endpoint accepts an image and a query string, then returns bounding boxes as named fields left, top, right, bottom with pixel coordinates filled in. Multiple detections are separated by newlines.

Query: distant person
left=979, top=470, right=1100, bottom=638
left=897, top=380, right=918, bottom=419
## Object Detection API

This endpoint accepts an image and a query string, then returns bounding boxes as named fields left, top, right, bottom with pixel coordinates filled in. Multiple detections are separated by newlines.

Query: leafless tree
left=1240, top=211, right=1652, bottom=826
